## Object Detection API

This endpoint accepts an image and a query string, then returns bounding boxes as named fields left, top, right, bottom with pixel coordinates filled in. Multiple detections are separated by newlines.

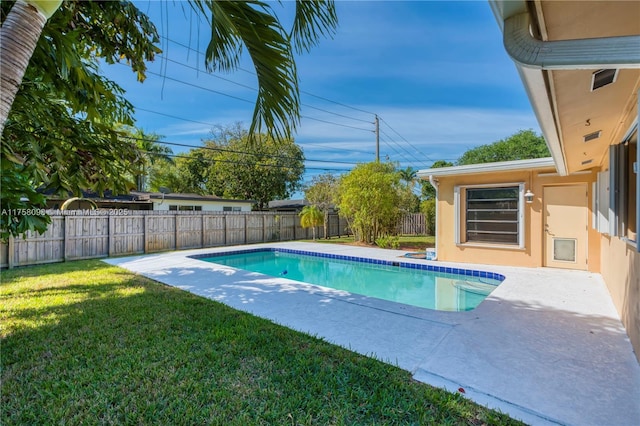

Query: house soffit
left=539, top=0, right=640, bottom=173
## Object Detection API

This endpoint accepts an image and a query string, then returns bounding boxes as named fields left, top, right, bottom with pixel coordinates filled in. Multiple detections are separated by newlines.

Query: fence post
left=292, top=214, right=296, bottom=241
left=7, top=236, right=14, bottom=269
left=108, top=215, right=114, bottom=257
left=201, top=214, right=205, bottom=248
left=244, top=213, right=248, bottom=244
left=63, top=215, right=69, bottom=262
left=174, top=213, right=179, bottom=250
left=223, top=214, right=227, bottom=246
left=144, top=214, right=149, bottom=254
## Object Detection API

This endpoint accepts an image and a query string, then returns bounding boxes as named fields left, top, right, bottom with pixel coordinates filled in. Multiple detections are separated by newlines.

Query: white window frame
left=593, top=170, right=610, bottom=234
left=454, top=182, right=525, bottom=249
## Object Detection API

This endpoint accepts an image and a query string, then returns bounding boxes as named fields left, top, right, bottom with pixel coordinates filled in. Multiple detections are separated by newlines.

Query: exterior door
left=543, top=184, right=588, bottom=270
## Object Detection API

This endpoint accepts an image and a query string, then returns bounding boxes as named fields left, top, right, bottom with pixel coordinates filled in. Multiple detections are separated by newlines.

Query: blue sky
left=101, top=0, right=540, bottom=192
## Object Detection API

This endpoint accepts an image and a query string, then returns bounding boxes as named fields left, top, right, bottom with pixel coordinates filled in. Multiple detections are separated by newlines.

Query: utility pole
left=374, top=114, right=380, bottom=162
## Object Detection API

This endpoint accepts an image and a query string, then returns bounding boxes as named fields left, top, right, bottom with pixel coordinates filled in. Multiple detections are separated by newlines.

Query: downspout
left=429, top=175, right=439, bottom=261
left=503, top=13, right=640, bottom=70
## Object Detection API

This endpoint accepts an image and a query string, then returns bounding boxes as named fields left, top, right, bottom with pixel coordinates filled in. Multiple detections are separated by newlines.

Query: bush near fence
left=0, top=211, right=426, bottom=268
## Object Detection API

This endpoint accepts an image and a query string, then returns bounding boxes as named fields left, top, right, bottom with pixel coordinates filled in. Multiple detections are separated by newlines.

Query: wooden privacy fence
left=0, top=211, right=350, bottom=269
left=0, top=211, right=425, bottom=268
left=397, top=213, right=428, bottom=235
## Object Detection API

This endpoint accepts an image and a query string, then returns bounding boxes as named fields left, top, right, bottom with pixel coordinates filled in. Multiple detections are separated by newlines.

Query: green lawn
left=1, top=260, right=520, bottom=425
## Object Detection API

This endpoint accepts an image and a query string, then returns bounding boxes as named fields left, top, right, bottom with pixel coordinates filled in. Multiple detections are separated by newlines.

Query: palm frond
left=291, top=0, right=338, bottom=54
left=190, top=0, right=300, bottom=142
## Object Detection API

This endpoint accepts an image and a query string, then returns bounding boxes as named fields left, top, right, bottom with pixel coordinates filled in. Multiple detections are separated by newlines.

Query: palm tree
left=299, top=205, right=324, bottom=240
left=1, top=0, right=338, bottom=139
left=398, top=167, right=417, bottom=189
left=0, top=0, right=62, bottom=134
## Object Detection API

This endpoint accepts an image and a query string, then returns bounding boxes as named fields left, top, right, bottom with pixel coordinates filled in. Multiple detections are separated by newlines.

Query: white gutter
left=504, top=13, right=640, bottom=70
left=428, top=175, right=439, bottom=261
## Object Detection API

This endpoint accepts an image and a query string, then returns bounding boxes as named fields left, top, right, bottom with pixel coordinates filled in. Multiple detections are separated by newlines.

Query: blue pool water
left=196, top=249, right=504, bottom=312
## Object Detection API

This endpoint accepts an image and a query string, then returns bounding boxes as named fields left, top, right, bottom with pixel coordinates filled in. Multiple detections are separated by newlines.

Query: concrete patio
left=104, top=242, right=640, bottom=426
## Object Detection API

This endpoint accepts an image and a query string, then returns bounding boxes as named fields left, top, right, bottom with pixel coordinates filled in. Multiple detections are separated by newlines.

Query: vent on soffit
left=581, top=159, right=593, bottom=166
left=591, top=69, right=618, bottom=91
left=584, top=130, right=602, bottom=142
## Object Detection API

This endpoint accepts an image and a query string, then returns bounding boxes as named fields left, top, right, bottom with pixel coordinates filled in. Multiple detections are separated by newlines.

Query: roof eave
left=417, top=157, right=556, bottom=178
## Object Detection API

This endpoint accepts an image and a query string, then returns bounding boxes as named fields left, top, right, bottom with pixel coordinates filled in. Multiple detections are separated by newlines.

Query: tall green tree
left=177, top=124, right=305, bottom=209
left=304, top=172, right=338, bottom=239
left=457, top=129, right=549, bottom=165
left=1, top=0, right=161, bottom=239
left=336, top=162, right=402, bottom=244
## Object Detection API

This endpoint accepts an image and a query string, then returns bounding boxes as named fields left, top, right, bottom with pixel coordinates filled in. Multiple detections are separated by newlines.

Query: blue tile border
left=189, top=248, right=506, bottom=283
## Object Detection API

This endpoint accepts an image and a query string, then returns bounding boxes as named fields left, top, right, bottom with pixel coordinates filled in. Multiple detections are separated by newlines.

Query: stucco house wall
left=432, top=166, right=600, bottom=272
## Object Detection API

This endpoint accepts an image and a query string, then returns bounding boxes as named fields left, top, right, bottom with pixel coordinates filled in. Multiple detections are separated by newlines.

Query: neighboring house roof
left=417, top=157, right=555, bottom=178
left=46, top=190, right=254, bottom=204
left=489, top=0, right=640, bottom=175
left=267, top=199, right=309, bottom=210
left=45, top=189, right=143, bottom=202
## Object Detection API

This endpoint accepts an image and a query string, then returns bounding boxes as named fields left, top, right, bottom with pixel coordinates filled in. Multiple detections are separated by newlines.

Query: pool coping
left=190, top=247, right=506, bottom=281
left=104, top=241, right=640, bottom=426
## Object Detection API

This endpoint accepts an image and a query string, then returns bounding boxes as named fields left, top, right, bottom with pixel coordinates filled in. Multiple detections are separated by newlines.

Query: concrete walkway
left=104, top=242, right=640, bottom=426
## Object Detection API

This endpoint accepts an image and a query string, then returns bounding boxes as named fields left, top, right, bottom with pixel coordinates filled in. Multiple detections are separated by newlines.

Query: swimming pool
left=194, top=248, right=504, bottom=312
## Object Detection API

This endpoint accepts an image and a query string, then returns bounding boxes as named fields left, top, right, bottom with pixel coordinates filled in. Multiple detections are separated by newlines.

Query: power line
left=122, top=134, right=361, bottom=166
left=160, top=35, right=377, bottom=116
left=379, top=133, right=418, bottom=166
left=128, top=65, right=374, bottom=134
left=146, top=150, right=353, bottom=173
left=133, top=105, right=376, bottom=157
left=155, top=54, right=374, bottom=124
left=379, top=130, right=430, bottom=168
left=380, top=128, right=431, bottom=168
left=379, top=117, right=434, bottom=164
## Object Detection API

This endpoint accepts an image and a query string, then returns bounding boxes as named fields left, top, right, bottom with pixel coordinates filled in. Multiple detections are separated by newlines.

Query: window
left=593, top=170, right=610, bottom=234
left=170, top=205, right=203, bottom=211
left=608, top=127, right=638, bottom=248
left=455, top=183, right=525, bottom=248
left=223, top=206, right=241, bottom=212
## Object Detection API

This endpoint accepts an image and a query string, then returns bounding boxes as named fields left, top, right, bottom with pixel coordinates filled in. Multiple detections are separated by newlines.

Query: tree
left=1, top=0, right=337, bottom=238
left=457, top=129, right=549, bottom=165
left=336, top=162, right=402, bottom=244
left=187, top=0, right=337, bottom=141
left=0, top=0, right=62, bottom=133
left=119, top=127, right=173, bottom=192
left=177, top=124, right=305, bottom=209
left=304, top=172, right=338, bottom=238
left=1, top=0, right=337, bottom=140
left=299, top=205, right=324, bottom=240
left=398, top=167, right=417, bottom=188
left=1, top=0, right=161, bottom=239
